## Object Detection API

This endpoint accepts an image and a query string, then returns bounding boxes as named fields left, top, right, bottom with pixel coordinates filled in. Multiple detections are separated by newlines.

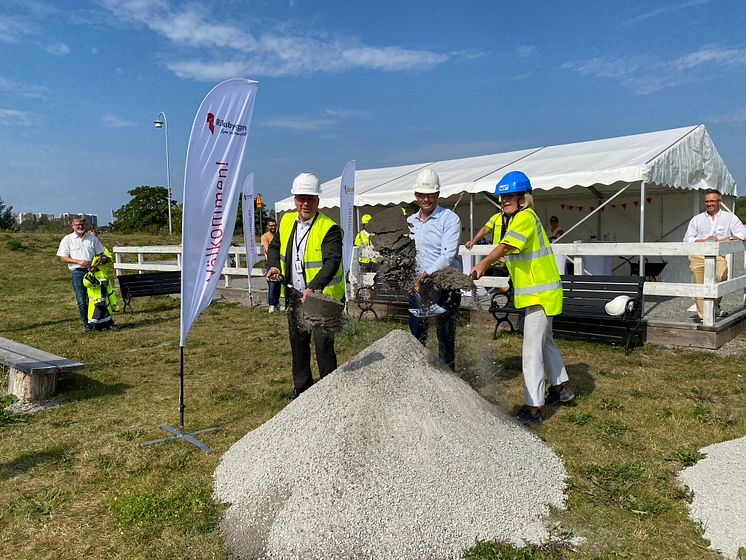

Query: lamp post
left=153, top=112, right=173, bottom=236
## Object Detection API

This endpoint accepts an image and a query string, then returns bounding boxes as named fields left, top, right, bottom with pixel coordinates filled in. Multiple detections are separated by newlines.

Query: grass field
left=1, top=232, right=744, bottom=560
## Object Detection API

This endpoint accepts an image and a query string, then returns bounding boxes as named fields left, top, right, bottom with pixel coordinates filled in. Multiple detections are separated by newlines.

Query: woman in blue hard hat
left=471, top=171, right=574, bottom=424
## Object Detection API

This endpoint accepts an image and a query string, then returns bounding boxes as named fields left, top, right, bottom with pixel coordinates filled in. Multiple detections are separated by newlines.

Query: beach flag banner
left=339, top=160, right=356, bottom=279
left=242, top=172, right=256, bottom=304
left=180, top=79, right=258, bottom=347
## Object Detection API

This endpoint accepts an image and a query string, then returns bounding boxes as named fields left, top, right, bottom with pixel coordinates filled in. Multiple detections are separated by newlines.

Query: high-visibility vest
left=279, top=211, right=345, bottom=300
left=354, top=230, right=376, bottom=263
left=484, top=212, right=502, bottom=232
left=501, top=208, right=563, bottom=316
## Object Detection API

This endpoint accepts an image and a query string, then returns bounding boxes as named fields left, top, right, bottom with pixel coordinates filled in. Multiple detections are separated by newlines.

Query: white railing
left=112, top=245, right=266, bottom=288
left=463, top=241, right=746, bottom=327
left=113, top=241, right=746, bottom=327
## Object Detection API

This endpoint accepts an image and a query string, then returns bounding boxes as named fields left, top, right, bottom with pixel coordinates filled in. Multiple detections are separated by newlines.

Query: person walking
left=261, top=217, right=281, bottom=313
left=265, top=173, right=344, bottom=400
left=57, top=216, right=108, bottom=332
left=354, top=213, right=377, bottom=273
left=407, top=168, right=462, bottom=371
left=471, top=171, right=574, bottom=424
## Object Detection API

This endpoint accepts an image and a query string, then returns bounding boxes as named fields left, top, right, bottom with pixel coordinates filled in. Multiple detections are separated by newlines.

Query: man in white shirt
left=57, top=216, right=107, bottom=331
left=683, top=189, right=746, bottom=321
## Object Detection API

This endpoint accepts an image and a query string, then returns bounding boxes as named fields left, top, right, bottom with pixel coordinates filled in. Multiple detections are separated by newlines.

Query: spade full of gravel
left=214, top=330, right=567, bottom=560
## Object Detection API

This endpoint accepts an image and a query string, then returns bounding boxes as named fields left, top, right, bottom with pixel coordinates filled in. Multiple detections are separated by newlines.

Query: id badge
left=294, top=260, right=303, bottom=275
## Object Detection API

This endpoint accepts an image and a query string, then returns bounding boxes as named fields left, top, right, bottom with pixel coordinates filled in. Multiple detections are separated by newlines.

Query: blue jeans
left=267, top=280, right=281, bottom=306
left=71, top=269, right=88, bottom=326
left=408, top=289, right=461, bottom=370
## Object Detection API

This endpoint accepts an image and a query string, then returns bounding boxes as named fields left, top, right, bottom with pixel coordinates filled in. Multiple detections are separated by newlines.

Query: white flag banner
left=241, top=172, right=256, bottom=282
left=339, top=160, right=356, bottom=277
left=180, top=78, right=258, bottom=346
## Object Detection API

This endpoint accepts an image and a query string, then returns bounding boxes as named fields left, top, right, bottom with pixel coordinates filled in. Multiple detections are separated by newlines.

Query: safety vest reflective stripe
left=504, top=229, right=528, bottom=243
left=514, top=280, right=563, bottom=296
left=326, top=275, right=343, bottom=286
left=305, top=260, right=323, bottom=268
left=504, top=246, right=553, bottom=262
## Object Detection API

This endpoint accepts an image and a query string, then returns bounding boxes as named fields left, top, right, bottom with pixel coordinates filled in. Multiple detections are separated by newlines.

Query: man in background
left=684, top=189, right=746, bottom=321
left=261, top=217, right=281, bottom=313
left=57, top=216, right=108, bottom=332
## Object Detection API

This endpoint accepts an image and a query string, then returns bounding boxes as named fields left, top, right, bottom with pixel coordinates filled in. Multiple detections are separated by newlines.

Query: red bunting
left=646, top=197, right=652, bottom=204
left=621, top=203, right=627, bottom=209
left=633, top=200, right=639, bottom=207
left=560, top=203, right=565, bottom=209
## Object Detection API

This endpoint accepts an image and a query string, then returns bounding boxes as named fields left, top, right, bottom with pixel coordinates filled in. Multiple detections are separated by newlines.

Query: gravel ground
left=214, top=330, right=567, bottom=560
left=678, top=436, right=746, bottom=560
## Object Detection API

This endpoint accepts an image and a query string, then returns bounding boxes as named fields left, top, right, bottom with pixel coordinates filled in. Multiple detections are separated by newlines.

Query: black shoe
left=109, top=325, right=118, bottom=332
left=516, top=406, right=543, bottom=425
left=545, top=384, right=575, bottom=406
left=286, top=388, right=303, bottom=401
left=82, top=325, right=93, bottom=333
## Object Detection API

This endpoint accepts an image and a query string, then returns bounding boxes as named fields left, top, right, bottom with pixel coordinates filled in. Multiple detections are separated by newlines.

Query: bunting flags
left=559, top=196, right=655, bottom=213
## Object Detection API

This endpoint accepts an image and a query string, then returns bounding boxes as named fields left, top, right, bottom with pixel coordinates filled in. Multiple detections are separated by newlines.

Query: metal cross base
left=142, top=424, right=221, bottom=453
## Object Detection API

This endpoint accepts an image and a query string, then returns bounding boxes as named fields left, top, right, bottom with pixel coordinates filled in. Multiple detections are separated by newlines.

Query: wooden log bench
left=489, top=275, right=645, bottom=355
left=0, top=337, right=84, bottom=402
left=117, top=271, right=181, bottom=312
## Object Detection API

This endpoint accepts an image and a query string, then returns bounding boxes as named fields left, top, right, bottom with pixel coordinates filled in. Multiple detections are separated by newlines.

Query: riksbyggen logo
left=206, top=112, right=247, bottom=137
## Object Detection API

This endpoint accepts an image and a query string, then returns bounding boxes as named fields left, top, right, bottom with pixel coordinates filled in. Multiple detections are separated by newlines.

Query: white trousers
left=522, top=305, right=569, bottom=407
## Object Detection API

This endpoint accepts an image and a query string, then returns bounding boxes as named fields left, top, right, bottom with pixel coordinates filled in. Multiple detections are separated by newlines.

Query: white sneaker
left=268, top=305, right=277, bottom=314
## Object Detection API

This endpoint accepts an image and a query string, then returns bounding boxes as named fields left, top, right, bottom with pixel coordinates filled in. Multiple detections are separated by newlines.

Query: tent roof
left=275, top=125, right=736, bottom=212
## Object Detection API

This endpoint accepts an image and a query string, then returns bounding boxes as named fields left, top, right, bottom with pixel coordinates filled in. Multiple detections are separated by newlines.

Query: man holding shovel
left=407, top=168, right=462, bottom=371
left=266, top=172, right=344, bottom=400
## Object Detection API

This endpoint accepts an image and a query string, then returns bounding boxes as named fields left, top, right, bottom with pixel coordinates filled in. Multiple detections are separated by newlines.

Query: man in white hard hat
left=266, top=172, right=344, bottom=400
left=407, top=168, right=462, bottom=370
left=683, top=188, right=746, bottom=322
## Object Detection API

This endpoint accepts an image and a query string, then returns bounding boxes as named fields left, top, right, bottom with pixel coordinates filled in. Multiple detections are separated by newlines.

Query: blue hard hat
left=495, top=171, right=532, bottom=195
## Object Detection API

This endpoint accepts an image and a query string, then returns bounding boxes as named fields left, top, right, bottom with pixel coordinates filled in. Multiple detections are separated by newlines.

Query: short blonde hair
left=519, top=193, right=534, bottom=210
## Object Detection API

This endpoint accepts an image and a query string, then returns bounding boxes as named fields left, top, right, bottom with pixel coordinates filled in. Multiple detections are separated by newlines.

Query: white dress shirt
left=57, top=232, right=105, bottom=270
left=290, top=215, right=315, bottom=292
left=683, top=209, right=746, bottom=242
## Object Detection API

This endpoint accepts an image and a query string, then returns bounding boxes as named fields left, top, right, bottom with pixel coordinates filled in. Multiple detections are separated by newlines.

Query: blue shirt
left=407, top=204, right=462, bottom=275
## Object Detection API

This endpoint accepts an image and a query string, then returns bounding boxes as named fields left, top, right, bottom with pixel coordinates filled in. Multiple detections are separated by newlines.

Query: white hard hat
left=604, top=295, right=631, bottom=317
left=291, top=172, right=320, bottom=196
left=414, top=168, right=440, bottom=194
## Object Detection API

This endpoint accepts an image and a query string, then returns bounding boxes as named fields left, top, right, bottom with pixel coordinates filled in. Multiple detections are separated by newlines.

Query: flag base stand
left=143, top=424, right=220, bottom=453
left=142, top=346, right=219, bottom=453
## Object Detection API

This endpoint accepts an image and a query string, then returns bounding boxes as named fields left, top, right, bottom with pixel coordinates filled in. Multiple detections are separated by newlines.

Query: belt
left=74, top=267, right=88, bottom=272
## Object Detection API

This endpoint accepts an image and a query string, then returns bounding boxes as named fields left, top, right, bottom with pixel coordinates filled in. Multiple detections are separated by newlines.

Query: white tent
left=275, top=125, right=737, bottom=281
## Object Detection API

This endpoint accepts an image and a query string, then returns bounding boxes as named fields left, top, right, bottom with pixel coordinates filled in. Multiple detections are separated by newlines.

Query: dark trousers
left=287, top=297, right=337, bottom=392
left=408, top=289, right=461, bottom=370
left=71, top=269, right=88, bottom=327
left=267, top=279, right=281, bottom=306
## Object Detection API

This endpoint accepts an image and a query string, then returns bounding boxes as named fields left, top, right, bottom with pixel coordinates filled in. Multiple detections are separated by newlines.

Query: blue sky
left=1, top=0, right=745, bottom=225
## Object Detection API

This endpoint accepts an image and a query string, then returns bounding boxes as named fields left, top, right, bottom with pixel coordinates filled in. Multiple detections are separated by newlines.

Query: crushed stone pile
left=678, top=436, right=746, bottom=560
left=214, top=330, right=567, bottom=560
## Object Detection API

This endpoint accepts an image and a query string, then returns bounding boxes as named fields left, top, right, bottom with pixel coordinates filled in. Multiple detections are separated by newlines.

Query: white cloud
left=263, top=116, right=335, bottom=131
left=46, top=42, right=70, bottom=55
left=0, top=108, right=39, bottom=125
left=708, top=107, right=746, bottom=124
left=0, top=77, right=49, bottom=99
left=562, top=44, right=746, bottom=95
left=102, top=0, right=448, bottom=80
left=625, top=0, right=710, bottom=24
left=0, top=15, right=27, bottom=43
left=323, top=108, right=370, bottom=119
left=101, top=113, right=136, bottom=128
left=515, top=45, right=537, bottom=58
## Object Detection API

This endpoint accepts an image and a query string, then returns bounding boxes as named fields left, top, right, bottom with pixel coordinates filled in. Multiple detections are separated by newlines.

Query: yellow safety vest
left=279, top=211, right=345, bottom=300
left=484, top=212, right=502, bottom=232
left=501, top=208, right=563, bottom=315
left=354, top=230, right=376, bottom=263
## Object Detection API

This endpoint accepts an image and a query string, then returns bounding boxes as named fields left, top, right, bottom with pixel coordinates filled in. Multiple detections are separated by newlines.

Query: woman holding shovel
left=470, top=171, right=574, bottom=424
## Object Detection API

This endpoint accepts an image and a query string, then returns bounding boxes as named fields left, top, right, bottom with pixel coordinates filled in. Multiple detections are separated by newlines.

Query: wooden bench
left=489, top=275, right=645, bottom=355
left=0, top=337, right=84, bottom=402
left=117, top=271, right=181, bottom=312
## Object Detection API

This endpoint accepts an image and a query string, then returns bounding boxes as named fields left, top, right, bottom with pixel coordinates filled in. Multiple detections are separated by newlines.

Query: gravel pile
left=214, top=330, right=567, bottom=560
left=678, top=436, right=746, bottom=559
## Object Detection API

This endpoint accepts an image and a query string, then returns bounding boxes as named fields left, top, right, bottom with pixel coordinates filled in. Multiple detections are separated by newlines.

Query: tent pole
left=469, top=194, right=475, bottom=239
left=639, top=181, right=646, bottom=278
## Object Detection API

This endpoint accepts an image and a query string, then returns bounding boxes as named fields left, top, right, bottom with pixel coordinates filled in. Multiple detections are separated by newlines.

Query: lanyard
left=294, top=218, right=314, bottom=260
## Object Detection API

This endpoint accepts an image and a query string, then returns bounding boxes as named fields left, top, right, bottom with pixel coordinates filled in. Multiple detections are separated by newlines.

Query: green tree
left=235, top=197, right=271, bottom=237
left=0, top=197, right=14, bottom=230
left=735, top=197, right=746, bottom=224
left=111, top=186, right=177, bottom=234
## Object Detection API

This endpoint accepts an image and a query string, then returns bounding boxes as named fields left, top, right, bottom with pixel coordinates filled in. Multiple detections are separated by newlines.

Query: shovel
left=270, top=275, right=344, bottom=331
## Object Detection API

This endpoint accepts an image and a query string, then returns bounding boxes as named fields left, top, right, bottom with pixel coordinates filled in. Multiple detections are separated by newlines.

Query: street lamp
left=153, top=112, right=173, bottom=236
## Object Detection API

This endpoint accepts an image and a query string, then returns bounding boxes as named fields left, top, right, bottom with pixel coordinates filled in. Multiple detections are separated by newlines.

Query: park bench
left=0, top=336, right=84, bottom=402
left=489, top=275, right=645, bottom=355
left=354, top=275, right=410, bottom=320
left=117, top=271, right=181, bottom=312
